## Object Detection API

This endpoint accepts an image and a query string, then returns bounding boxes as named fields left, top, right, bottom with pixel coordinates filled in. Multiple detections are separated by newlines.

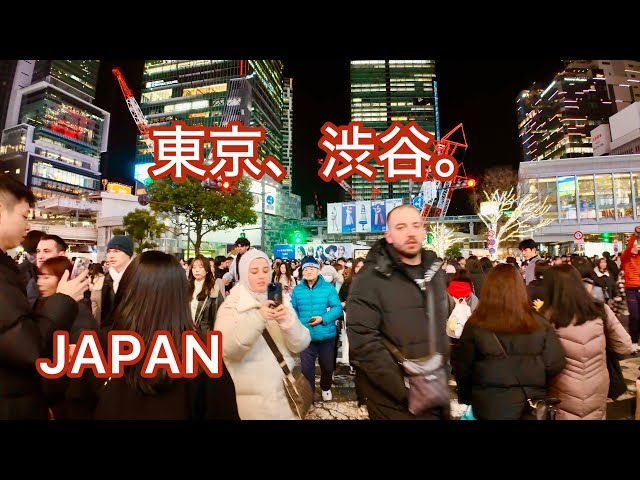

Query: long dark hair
left=112, top=251, right=194, bottom=395
left=276, top=261, right=295, bottom=285
left=540, top=264, right=606, bottom=328
left=467, top=264, right=540, bottom=333
left=345, top=258, right=365, bottom=285
left=188, top=254, right=215, bottom=301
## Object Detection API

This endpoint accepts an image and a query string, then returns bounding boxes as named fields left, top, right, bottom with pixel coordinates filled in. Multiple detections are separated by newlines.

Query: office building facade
left=349, top=60, right=439, bottom=201
left=0, top=60, right=108, bottom=201
left=517, top=60, right=639, bottom=163
left=135, top=60, right=300, bottom=255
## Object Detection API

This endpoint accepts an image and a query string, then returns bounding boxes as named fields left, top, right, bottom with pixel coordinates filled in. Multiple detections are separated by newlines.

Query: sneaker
left=357, top=405, right=369, bottom=420
left=322, top=389, right=332, bottom=401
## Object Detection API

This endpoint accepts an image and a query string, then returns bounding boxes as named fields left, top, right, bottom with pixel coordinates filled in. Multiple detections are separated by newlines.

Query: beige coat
left=214, top=283, right=311, bottom=420
left=549, top=304, right=631, bottom=420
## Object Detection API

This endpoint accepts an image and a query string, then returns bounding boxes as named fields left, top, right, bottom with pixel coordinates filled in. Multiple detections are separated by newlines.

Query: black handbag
left=383, top=261, right=449, bottom=416
left=493, top=333, right=560, bottom=420
left=262, top=328, right=313, bottom=420
left=603, top=313, right=627, bottom=400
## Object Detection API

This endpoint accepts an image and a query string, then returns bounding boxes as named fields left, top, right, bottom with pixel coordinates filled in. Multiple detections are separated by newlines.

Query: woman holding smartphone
left=215, top=249, right=310, bottom=419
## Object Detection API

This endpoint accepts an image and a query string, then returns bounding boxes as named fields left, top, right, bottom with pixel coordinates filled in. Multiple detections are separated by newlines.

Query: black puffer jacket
left=346, top=240, right=450, bottom=419
left=453, top=315, right=566, bottom=420
left=0, top=250, right=78, bottom=419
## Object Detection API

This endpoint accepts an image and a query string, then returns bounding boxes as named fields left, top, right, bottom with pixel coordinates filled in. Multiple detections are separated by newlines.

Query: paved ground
left=304, top=322, right=640, bottom=420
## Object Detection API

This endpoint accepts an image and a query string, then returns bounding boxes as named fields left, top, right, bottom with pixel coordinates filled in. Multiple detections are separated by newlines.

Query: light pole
left=260, top=176, right=266, bottom=251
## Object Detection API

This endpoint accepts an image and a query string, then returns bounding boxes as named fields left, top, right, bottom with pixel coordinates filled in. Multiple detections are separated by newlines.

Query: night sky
left=93, top=59, right=564, bottom=215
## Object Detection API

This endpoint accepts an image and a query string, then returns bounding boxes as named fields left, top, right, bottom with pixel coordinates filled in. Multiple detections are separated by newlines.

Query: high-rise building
left=0, top=60, right=18, bottom=131
left=135, top=60, right=300, bottom=255
left=0, top=60, right=109, bottom=200
left=516, top=60, right=640, bottom=162
left=281, top=77, right=293, bottom=193
left=349, top=60, right=439, bottom=200
left=135, top=60, right=284, bottom=166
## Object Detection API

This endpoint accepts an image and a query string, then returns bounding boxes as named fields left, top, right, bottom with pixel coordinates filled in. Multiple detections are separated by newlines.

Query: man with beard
left=346, top=205, right=450, bottom=419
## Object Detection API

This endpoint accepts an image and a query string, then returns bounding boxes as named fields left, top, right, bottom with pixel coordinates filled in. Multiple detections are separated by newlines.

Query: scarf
left=238, top=249, right=271, bottom=303
left=109, top=261, right=130, bottom=294
left=593, top=267, right=609, bottom=278
left=447, top=280, right=472, bottom=300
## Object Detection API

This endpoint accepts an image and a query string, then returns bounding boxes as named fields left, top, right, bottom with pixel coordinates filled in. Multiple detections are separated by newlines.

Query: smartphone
left=267, top=282, right=283, bottom=308
left=70, top=257, right=91, bottom=279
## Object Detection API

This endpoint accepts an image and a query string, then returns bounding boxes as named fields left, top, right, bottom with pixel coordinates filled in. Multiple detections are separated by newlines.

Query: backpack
left=446, top=296, right=472, bottom=339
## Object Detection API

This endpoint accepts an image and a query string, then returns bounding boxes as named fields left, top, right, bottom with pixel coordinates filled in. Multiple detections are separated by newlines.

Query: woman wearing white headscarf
left=214, top=249, right=311, bottom=419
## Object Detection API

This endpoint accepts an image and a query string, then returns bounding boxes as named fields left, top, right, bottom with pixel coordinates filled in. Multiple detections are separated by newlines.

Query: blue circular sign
left=489, top=248, right=496, bottom=254
left=412, top=196, right=424, bottom=209
left=488, top=239, right=496, bottom=246
left=266, top=195, right=275, bottom=206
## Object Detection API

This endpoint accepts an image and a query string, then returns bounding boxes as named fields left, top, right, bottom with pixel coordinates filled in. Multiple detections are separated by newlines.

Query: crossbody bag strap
left=262, top=328, right=293, bottom=377
left=382, top=338, right=406, bottom=363
left=492, top=332, right=530, bottom=402
left=424, top=260, right=442, bottom=353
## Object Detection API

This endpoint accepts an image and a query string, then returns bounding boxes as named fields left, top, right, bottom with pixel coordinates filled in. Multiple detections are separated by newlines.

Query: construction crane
left=419, top=123, right=473, bottom=219
left=112, top=67, right=153, bottom=153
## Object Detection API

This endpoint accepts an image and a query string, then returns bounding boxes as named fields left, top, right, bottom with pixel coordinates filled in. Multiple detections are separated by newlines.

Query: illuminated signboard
left=134, top=163, right=154, bottom=185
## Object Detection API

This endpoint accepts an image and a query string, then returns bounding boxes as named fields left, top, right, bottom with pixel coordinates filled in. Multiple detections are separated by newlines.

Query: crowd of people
left=1, top=170, right=639, bottom=420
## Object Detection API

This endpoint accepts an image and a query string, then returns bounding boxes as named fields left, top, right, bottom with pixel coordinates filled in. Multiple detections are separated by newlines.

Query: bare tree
left=477, top=187, right=554, bottom=258
left=469, top=166, right=519, bottom=211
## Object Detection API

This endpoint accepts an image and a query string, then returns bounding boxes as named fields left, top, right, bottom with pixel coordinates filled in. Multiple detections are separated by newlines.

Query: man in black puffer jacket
left=347, top=205, right=450, bottom=420
left=0, top=173, right=90, bottom=419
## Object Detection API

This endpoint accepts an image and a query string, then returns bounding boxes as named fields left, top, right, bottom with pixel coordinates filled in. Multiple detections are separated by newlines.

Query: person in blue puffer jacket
left=291, top=256, right=343, bottom=402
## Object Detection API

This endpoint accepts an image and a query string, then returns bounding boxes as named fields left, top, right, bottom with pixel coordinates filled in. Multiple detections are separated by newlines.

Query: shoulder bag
left=492, top=333, right=560, bottom=420
left=383, top=261, right=450, bottom=416
left=262, top=328, right=313, bottom=420
left=603, top=314, right=627, bottom=400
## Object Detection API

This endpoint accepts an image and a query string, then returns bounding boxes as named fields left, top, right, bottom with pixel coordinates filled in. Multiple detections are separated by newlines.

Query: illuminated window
left=558, top=176, right=577, bottom=219
left=538, top=177, right=558, bottom=221
left=614, top=173, right=632, bottom=218
left=141, top=89, right=173, bottom=103
left=183, top=84, right=227, bottom=96
left=596, top=174, right=614, bottom=219
left=577, top=175, right=595, bottom=220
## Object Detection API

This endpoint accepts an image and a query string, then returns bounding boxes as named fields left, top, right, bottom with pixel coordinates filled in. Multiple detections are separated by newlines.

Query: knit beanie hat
left=301, top=256, right=320, bottom=270
left=107, top=235, right=134, bottom=258
left=447, top=280, right=472, bottom=299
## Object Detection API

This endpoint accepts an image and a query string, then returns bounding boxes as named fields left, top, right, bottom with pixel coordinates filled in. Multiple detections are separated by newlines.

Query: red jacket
left=621, top=235, right=640, bottom=288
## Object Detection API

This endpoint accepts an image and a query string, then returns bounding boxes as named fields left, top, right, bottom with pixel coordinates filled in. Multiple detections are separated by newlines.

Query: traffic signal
left=239, top=231, right=246, bottom=239
left=466, top=179, right=476, bottom=188
left=294, top=231, right=301, bottom=243
left=201, top=178, right=234, bottom=192
left=427, top=232, right=433, bottom=243
left=601, top=232, right=611, bottom=242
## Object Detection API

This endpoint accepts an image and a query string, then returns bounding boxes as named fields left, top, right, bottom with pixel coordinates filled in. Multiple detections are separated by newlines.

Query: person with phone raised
left=0, top=173, right=90, bottom=419
left=215, top=249, right=310, bottom=419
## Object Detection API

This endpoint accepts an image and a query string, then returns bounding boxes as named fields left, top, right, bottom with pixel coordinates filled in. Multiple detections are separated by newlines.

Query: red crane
left=112, top=67, right=153, bottom=153
left=419, top=123, right=473, bottom=219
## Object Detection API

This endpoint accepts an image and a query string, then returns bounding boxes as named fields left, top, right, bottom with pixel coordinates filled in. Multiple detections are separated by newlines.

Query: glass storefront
left=538, top=177, right=558, bottom=220
left=524, top=171, right=639, bottom=223
left=614, top=173, right=633, bottom=218
left=558, top=176, right=577, bottom=219
left=577, top=175, right=596, bottom=219
left=595, top=174, right=615, bottom=219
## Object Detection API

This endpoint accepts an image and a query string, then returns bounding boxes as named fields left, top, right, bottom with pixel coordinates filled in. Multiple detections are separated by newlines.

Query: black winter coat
left=453, top=316, right=566, bottom=420
left=0, top=250, right=78, bottom=419
left=347, top=240, right=450, bottom=420
left=94, top=365, right=240, bottom=420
